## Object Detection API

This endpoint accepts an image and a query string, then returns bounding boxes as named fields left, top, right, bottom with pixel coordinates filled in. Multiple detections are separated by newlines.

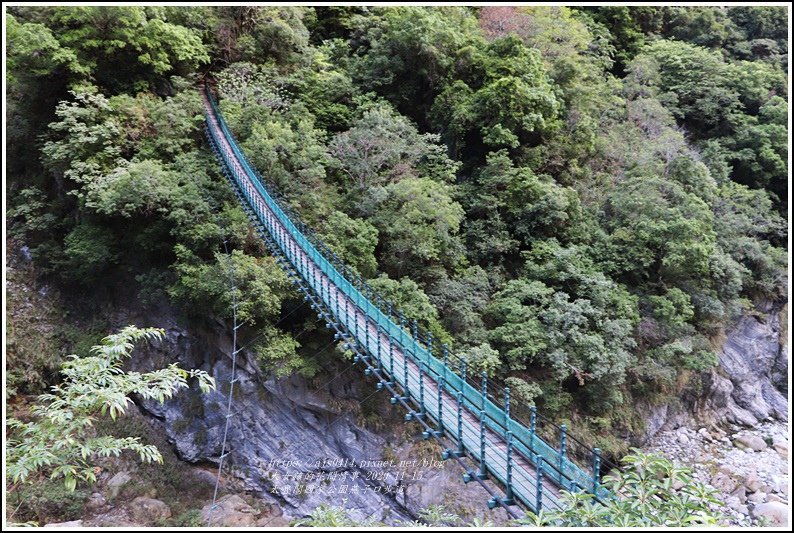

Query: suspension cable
left=206, top=239, right=239, bottom=526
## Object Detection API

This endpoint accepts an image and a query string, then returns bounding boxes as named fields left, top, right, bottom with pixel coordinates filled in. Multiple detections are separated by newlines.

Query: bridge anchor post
left=535, top=455, right=545, bottom=513
left=386, top=341, right=394, bottom=386
left=477, top=410, right=487, bottom=480
left=502, top=431, right=516, bottom=506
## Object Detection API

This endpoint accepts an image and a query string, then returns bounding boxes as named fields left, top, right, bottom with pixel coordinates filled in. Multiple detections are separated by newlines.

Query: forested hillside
left=6, top=4, right=788, bottom=465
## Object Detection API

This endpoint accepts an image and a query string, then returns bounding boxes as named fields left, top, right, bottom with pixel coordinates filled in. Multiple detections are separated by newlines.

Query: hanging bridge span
left=201, top=84, right=614, bottom=517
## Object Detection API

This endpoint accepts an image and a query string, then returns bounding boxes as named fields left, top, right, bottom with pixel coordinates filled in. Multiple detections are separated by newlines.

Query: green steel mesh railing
left=202, top=84, right=615, bottom=513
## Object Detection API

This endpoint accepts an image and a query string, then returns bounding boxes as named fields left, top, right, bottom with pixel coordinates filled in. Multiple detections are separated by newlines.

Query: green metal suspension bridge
left=202, top=85, right=616, bottom=518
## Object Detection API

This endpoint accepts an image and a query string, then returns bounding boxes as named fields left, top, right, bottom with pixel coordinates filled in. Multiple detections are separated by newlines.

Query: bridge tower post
left=353, top=297, right=360, bottom=349
left=343, top=285, right=350, bottom=335
left=437, top=343, right=448, bottom=436
left=376, top=324, right=383, bottom=373
left=387, top=337, right=394, bottom=386
left=363, top=284, right=371, bottom=323
left=390, top=339, right=409, bottom=406
left=477, top=410, right=487, bottom=479
left=529, top=405, right=537, bottom=454
left=481, top=371, right=488, bottom=411
left=456, top=390, right=464, bottom=455
left=535, top=456, right=544, bottom=512
left=410, top=319, right=420, bottom=368
left=504, top=431, right=515, bottom=506
left=504, top=386, right=511, bottom=429
left=364, top=312, right=371, bottom=363
left=456, top=358, right=466, bottom=457
left=333, top=270, right=339, bottom=319
left=402, top=347, right=409, bottom=397
left=419, top=361, right=426, bottom=417
left=435, top=372, right=444, bottom=437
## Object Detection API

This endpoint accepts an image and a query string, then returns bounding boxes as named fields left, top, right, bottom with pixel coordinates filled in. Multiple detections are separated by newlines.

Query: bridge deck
left=201, top=87, right=586, bottom=513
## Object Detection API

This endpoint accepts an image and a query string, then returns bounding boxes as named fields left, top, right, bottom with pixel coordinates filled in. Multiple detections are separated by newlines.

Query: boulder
left=86, top=492, right=106, bottom=511
left=773, top=438, right=788, bottom=459
left=711, top=472, right=737, bottom=493
left=190, top=468, right=220, bottom=488
left=718, top=465, right=736, bottom=477
left=105, top=471, right=132, bottom=499
left=202, top=495, right=257, bottom=527
left=747, top=491, right=767, bottom=504
left=725, top=496, right=741, bottom=510
left=726, top=497, right=749, bottom=516
left=128, top=497, right=172, bottom=524
left=734, top=434, right=767, bottom=452
left=730, top=485, right=748, bottom=504
left=753, top=501, right=789, bottom=526
left=745, top=472, right=764, bottom=493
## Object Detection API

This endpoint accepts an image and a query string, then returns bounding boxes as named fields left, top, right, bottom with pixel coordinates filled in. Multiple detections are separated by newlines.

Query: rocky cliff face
left=129, top=316, right=402, bottom=523
left=642, top=302, right=788, bottom=441
left=129, top=313, right=512, bottom=525
left=697, top=306, right=788, bottom=427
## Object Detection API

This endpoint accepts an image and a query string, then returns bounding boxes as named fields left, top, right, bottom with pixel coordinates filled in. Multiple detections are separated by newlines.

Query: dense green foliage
left=6, top=5, right=788, bottom=461
left=6, top=327, right=214, bottom=491
left=518, top=450, right=724, bottom=526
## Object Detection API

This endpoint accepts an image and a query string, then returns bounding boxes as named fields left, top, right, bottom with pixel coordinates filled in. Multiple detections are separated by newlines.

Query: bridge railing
left=204, top=85, right=614, bottom=505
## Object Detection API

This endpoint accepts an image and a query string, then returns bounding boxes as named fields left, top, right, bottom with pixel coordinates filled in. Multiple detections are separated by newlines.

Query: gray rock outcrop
left=753, top=501, right=789, bottom=526
left=132, top=321, right=414, bottom=524
left=698, top=308, right=788, bottom=427
left=641, top=303, right=787, bottom=441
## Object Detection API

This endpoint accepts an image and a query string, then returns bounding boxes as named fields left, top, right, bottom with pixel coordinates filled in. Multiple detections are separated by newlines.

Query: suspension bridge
left=201, top=84, right=615, bottom=517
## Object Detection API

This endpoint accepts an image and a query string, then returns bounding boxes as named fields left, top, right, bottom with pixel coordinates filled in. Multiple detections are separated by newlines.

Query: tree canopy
left=6, top=4, right=788, bottom=469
